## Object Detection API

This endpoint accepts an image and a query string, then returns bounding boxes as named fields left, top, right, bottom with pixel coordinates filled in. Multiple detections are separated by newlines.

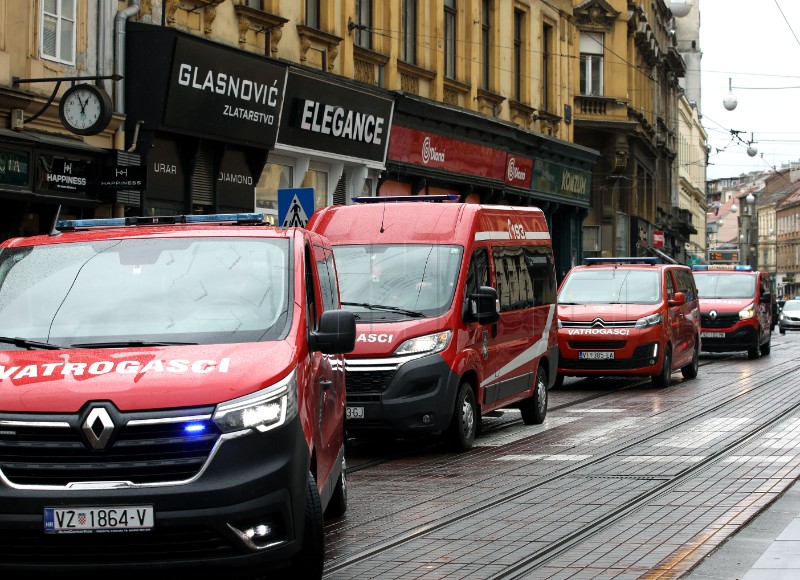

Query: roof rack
left=56, top=213, right=265, bottom=231
left=351, top=194, right=459, bottom=203
left=582, top=257, right=660, bottom=266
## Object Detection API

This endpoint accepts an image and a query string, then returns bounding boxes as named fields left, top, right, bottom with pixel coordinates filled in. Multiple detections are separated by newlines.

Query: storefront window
left=303, top=169, right=329, bottom=214
left=256, top=162, right=293, bottom=224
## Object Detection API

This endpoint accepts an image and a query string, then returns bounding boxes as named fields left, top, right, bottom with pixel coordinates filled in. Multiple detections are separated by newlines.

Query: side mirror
left=669, top=291, right=686, bottom=307
left=467, top=285, right=501, bottom=324
left=309, top=309, right=356, bottom=354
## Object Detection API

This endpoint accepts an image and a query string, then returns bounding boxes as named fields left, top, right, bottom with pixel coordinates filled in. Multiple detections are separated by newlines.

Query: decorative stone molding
left=353, top=46, right=389, bottom=85
left=573, top=0, right=620, bottom=31
left=164, top=0, right=224, bottom=30
left=296, top=25, right=343, bottom=72
left=443, top=77, right=470, bottom=107
left=509, top=100, right=536, bottom=130
left=233, top=5, right=288, bottom=53
left=476, top=89, right=505, bottom=116
left=397, top=60, right=436, bottom=97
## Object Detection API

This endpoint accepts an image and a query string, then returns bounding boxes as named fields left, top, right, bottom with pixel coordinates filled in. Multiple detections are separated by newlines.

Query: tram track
left=324, top=353, right=799, bottom=577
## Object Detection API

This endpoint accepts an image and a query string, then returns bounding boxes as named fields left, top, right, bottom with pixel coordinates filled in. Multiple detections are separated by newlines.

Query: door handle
left=320, top=379, right=333, bottom=390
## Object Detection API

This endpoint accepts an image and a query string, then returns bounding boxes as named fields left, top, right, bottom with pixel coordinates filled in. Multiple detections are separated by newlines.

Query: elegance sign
left=278, top=71, right=394, bottom=163
left=164, top=36, right=287, bottom=147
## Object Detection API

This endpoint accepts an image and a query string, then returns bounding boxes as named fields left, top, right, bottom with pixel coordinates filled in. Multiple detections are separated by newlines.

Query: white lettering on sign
left=507, top=219, right=525, bottom=240
left=222, top=104, right=274, bottom=125
left=566, top=328, right=630, bottom=336
left=561, top=171, right=587, bottom=194
left=177, top=64, right=280, bottom=107
left=154, top=163, right=177, bottom=175
left=46, top=174, right=86, bottom=186
left=507, top=158, right=527, bottom=181
left=356, top=333, right=394, bottom=344
left=298, top=100, right=386, bottom=145
left=218, top=172, right=253, bottom=185
left=0, top=358, right=231, bottom=382
left=421, top=137, right=445, bottom=164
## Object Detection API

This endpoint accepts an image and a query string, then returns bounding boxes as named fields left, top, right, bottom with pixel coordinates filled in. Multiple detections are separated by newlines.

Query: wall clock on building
left=58, top=84, right=113, bottom=136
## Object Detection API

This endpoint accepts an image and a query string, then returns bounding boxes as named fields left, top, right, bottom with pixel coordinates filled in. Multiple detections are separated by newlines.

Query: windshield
left=333, top=244, right=463, bottom=319
left=782, top=300, right=800, bottom=312
left=693, top=273, right=756, bottom=299
left=0, top=237, right=290, bottom=348
left=558, top=268, right=661, bottom=305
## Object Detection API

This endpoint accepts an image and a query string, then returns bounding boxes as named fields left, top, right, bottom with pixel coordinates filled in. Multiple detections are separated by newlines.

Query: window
left=354, top=0, right=372, bottom=49
left=513, top=10, right=523, bottom=101
left=41, top=0, right=76, bottom=65
left=255, top=159, right=293, bottom=225
left=245, top=0, right=263, bottom=8
left=444, top=0, right=457, bottom=79
left=580, top=32, right=604, bottom=96
left=542, top=23, right=552, bottom=111
left=402, top=0, right=417, bottom=64
left=306, top=0, right=320, bottom=29
left=492, top=246, right=555, bottom=312
left=481, top=0, right=492, bottom=90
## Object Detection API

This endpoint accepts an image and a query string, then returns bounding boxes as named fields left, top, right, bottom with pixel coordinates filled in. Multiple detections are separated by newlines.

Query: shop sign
left=43, top=158, right=88, bottom=192
left=505, top=154, right=533, bottom=188
left=100, top=165, right=146, bottom=192
left=217, top=147, right=256, bottom=211
left=531, top=159, right=591, bottom=205
left=163, top=37, right=287, bottom=148
left=0, top=148, right=29, bottom=187
left=146, top=137, right=185, bottom=202
left=653, top=230, right=665, bottom=248
left=277, top=71, right=394, bottom=163
left=388, top=125, right=506, bottom=181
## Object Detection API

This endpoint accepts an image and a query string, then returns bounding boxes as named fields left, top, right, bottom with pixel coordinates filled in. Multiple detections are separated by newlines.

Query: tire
left=747, top=333, right=761, bottom=360
left=447, top=381, right=477, bottom=452
left=552, top=373, right=564, bottom=390
left=652, top=345, right=672, bottom=388
left=323, top=449, right=347, bottom=519
left=681, top=339, right=699, bottom=380
left=760, top=332, right=772, bottom=356
left=520, top=366, right=548, bottom=425
left=780, top=327, right=786, bottom=335
left=292, top=473, right=325, bottom=580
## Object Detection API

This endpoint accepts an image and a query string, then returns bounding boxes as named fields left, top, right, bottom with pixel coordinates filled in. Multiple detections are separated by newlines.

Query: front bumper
left=0, top=415, right=309, bottom=572
left=700, top=321, right=758, bottom=352
left=557, top=327, right=663, bottom=377
left=343, top=353, right=461, bottom=435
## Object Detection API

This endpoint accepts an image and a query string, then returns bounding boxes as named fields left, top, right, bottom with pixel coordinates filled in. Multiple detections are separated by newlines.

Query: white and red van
left=0, top=213, right=355, bottom=578
left=307, top=197, right=558, bottom=451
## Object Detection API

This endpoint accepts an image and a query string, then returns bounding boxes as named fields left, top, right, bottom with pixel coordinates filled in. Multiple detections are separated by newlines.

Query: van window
left=674, top=269, right=697, bottom=302
left=465, top=247, right=490, bottom=297
left=492, top=246, right=556, bottom=311
left=316, top=245, right=338, bottom=312
left=333, top=244, right=463, bottom=318
left=666, top=270, right=676, bottom=301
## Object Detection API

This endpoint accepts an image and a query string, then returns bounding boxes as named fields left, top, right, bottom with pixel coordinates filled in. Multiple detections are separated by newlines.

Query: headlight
left=635, top=313, right=663, bottom=329
left=394, top=331, right=452, bottom=356
left=779, top=312, right=785, bottom=321
left=213, top=370, right=298, bottom=434
left=739, top=304, right=756, bottom=320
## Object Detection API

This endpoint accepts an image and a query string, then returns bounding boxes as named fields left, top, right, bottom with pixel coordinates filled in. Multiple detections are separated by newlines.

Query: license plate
left=579, top=351, right=614, bottom=360
left=44, top=506, right=154, bottom=534
left=701, top=332, right=726, bottom=338
left=346, top=406, right=365, bottom=419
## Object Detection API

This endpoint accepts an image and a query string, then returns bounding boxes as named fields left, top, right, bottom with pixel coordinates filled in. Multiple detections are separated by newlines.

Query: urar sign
left=653, top=230, right=665, bottom=248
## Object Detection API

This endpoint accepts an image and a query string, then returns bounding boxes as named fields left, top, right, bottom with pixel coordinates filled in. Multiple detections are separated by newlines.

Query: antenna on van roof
left=49, top=205, right=62, bottom=237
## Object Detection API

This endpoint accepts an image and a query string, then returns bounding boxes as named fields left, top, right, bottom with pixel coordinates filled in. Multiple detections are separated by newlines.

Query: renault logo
left=709, top=310, right=718, bottom=320
left=82, top=408, right=115, bottom=450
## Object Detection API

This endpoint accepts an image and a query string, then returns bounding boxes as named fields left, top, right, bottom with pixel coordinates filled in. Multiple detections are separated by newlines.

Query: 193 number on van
left=508, top=220, right=526, bottom=240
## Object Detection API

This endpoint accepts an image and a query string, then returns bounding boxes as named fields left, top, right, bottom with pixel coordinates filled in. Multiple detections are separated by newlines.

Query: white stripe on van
left=474, top=231, right=551, bottom=241
left=483, top=304, right=556, bottom=387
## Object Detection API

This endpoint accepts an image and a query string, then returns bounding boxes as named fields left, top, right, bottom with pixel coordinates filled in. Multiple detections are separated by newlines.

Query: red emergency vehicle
left=307, top=197, right=558, bottom=451
left=0, top=213, right=355, bottom=578
left=691, top=265, right=775, bottom=359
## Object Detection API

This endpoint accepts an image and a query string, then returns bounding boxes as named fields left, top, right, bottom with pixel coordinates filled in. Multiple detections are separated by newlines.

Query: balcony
left=573, top=96, right=630, bottom=127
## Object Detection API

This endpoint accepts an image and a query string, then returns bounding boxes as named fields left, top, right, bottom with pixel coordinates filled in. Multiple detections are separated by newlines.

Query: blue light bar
left=691, top=265, right=708, bottom=270
left=582, top=257, right=659, bottom=266
left=351, top=195, right=460, bottom=203
left=57, top=213, right=265, bottom=231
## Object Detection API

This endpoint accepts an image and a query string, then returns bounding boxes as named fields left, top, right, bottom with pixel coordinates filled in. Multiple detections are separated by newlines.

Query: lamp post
left=739, top=192, right=757, bottom=267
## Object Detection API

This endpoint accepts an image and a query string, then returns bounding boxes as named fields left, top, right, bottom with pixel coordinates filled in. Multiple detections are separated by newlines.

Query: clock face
left=59, top=85, right=112, bottom=135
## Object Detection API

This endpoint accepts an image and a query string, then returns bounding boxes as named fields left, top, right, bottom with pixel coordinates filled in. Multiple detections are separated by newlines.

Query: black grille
left=560, top=343, right=658, bottom=371
left=0, top=526, right=238, bottom=564
left=701, top=313, right=739, bottom=328
left=567, top=340, right=627, bottom=350
left=345, top=370, right=395, bottom=393
left=0, top=410, right=220, bottom=486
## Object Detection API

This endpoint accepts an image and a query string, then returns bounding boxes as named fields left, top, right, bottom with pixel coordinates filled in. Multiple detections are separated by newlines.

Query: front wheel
left=652, top=345, right=672, bottom=388
left=291, top=472, right=325, bottom=580
left=323, top=450, right=347, bottom=519
left=520, top=366, right=548, bottom=425
left=446, top=381, right=477, bottom=452
left=760, top=332, right=772, bottom=356
left=681, top=339, right=699, bottom=380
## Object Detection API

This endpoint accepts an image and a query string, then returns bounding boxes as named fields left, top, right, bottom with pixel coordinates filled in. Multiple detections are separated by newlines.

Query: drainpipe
left=113, top=0, right=140, bottom=148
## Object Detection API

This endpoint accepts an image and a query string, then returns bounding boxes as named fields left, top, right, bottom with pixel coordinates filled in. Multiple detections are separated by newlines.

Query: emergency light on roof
left=56, top=213, right=265, bottom=231
left=351, top=195, right=460, bottom=203
left=582, top=257, right=659, bottom=266
left=691, top=265, right=753, bottom=271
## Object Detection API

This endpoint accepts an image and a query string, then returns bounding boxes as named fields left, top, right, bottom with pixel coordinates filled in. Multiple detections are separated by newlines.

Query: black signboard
left=277, top=71, right=395, bottom=163
left=100, top=165, right=146, bottom=192
left=146, top=137, right=185, bottom=202
left=217, top=147, right=256, bottom=211
left=163, top=37, right=287, bottom=148
left=42, top=158, right=88, bottom=192
left=0, top=148, right=29, bottom=188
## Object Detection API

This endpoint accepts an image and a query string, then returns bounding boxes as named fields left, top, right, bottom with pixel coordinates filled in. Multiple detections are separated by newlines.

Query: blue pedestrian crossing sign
left=278, top=187, right=315, bottom=228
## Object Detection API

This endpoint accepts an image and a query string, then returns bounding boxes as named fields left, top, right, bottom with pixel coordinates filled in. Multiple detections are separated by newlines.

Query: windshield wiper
left=70, top=341, right=199, bottom=349
left=341, top=302, right=425, bottom=318
left=0, top=336, right=63, bottom=350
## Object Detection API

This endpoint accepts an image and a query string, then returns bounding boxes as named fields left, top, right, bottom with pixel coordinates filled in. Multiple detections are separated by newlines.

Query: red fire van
left=691, top=265, right=775, bottom=359
left=0, top=213, right=355, bottom=579
left=307, top=197, right=558, bottom=451
left=556, top=257, right=701, bottom=387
